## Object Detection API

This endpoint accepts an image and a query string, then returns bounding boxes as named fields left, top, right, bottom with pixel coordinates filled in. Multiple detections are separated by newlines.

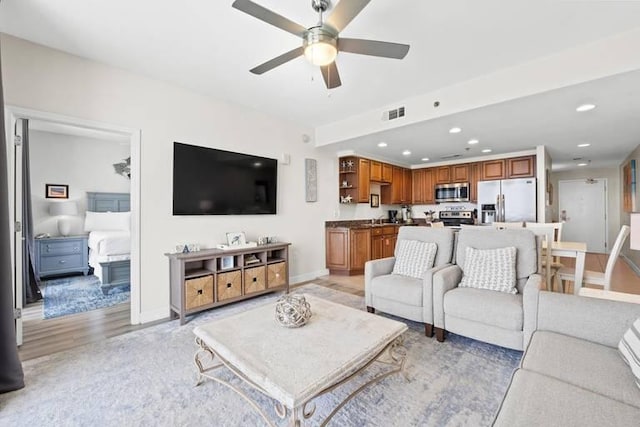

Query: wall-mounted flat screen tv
left=173, top=142, right=277, bottom=215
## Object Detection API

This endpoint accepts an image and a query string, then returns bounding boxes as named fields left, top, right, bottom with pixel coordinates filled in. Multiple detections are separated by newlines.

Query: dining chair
left=558, top=225, right=630, bottom=292
left=524, top=225, right=554, bottom=291
left=526, top=222, right=564, bottom=291
left=493, top=222, right=524, bottom=229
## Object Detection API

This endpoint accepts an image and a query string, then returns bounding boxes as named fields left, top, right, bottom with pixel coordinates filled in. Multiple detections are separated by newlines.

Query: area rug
left=2, top=284, right=521, bottom=426
left=41, top=275, right=130, bottom=319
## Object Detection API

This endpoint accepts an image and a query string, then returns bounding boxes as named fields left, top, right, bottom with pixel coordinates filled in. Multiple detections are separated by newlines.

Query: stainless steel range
left=439, top=210, right=475, bottom=227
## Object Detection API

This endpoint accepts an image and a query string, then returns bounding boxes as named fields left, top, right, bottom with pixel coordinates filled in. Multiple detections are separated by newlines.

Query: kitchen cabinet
left=370, top=160, right=382, bottom=181
left=382, top=163, right=393, bottom=183
left=507, top=156, right=535, bottom=178
left=325, top=227, right=371, bottom=275
left=482, top=159, right=507, bottom=180
left=381, top=166, right=411, bottom=204
left=412, top=168, right=434, bottom=204
left=469, top=162, right=482, bottom=202
left=371, top=226, right=399, bottom=260
left=451, top=164, right=470, bottom=182
left=338, top=156, right=370, bottom=204
left=435, top=166, right=451, bottom=184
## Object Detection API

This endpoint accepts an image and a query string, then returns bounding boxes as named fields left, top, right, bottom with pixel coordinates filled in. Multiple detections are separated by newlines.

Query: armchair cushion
left=443, top=287, right=523, bottom=331
left=458, top=246, right=517, bottom=294
left=369, top=274, right=422, bottom=307
left=619, top=318, right=640, bottom=389
left=391, top=240, right=437, bottom=279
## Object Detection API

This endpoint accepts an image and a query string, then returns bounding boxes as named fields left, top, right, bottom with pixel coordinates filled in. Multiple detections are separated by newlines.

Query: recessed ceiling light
left=377, top=142, right=387, bottom=147
left=576, top=104, right=596, bottom=112
left=421, top=157, right=430, bottom=162
left=402, top=150, right=411, bottom=156
left=449, top=127, right=462, bottom=134
left=468, top=139, right=479, bottom=145
left=577, top=143, right=591, bottom=148
left=481, top=148, right=492, bottom=153
left=578, top=162, right=588, bottom=166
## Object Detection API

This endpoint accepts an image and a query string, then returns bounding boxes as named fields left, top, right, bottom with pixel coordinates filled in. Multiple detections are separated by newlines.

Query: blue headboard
left=87, top=192, right=130, bottom=212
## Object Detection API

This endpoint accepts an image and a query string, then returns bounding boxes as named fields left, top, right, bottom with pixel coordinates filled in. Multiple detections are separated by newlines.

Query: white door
left=13, top=119, right=24, bottom=345
left=558, top=178, right=607, bottom=253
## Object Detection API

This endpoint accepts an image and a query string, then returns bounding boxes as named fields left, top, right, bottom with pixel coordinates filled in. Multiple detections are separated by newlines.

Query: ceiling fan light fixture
left=304, top=28, right=338, bottom=66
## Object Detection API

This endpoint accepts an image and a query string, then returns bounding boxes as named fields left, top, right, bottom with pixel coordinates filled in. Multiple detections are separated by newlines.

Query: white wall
left=551, top=167, right=620, bottom=251
left=1, top=34, right=336, bottom=321
left=29, top=130, right=130, bottom=236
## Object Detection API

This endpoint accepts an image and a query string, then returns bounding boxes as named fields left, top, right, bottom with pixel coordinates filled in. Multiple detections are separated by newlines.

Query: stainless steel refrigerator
left=477, top=178, right=537, bottom=223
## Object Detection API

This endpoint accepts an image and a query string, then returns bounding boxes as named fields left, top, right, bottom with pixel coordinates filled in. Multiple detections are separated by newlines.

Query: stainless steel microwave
left=435, top=182, right=470, bottom=203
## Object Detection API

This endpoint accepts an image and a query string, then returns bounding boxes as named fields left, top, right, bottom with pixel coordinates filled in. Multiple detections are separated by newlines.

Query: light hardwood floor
left=18, top=253, right=640, bottom=361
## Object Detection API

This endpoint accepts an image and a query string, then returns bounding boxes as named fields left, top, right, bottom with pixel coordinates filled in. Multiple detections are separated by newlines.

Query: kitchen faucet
left=371, top=214, right=386, bottom=225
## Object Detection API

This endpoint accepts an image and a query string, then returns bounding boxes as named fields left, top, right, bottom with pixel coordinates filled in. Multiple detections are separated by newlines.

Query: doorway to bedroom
left=8, top=109, right=140, bottom=360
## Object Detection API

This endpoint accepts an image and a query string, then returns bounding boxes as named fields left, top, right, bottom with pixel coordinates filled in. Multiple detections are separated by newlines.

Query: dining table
left=548, top=241, right=588, bottom=295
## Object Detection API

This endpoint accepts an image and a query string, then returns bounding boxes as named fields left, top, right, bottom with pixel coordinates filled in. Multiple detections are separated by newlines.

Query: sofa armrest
left=432, top=265, right=463, bottom=328
left=422, top=263, right=453, bottom=324
left=522, top=273, right=543, bottom=348
left=364, top=257, right=396, bottom=306
left=536, top=291, right=640, bottom=348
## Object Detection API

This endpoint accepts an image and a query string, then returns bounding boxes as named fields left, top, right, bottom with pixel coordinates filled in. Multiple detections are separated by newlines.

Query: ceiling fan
left=231, top=0, right=410, bottom=89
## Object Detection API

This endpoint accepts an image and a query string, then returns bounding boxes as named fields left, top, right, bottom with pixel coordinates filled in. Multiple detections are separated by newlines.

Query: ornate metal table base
left=194, top=335, right=408, bottom=427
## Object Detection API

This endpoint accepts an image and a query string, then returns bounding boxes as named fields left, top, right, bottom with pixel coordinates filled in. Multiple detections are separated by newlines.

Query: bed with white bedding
left=86, top=192, right=131, bottom=294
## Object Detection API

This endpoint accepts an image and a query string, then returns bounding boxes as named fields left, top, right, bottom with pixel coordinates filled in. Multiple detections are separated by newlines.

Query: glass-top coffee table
left=193, top=294, right=408, bottom=426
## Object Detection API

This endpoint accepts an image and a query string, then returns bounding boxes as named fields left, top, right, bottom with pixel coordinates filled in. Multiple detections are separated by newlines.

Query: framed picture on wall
left=370, top=194, right=380, bottom=208
left=45, top=184, right=69, bottom=199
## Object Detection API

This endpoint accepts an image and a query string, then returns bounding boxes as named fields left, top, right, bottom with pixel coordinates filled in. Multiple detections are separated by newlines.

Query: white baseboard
left=291, top=269, right=330, bottom=285
left=138, top=308, right=169, bottom=324
left=622, top=254, right=640, bottom=276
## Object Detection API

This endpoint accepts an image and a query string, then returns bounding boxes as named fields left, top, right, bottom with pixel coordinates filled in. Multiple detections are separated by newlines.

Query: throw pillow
left=391, top=240, right=437, bottom=279
left=459, top=246, right=517, bottom=294
left=619, top=318, right=640, bottom=389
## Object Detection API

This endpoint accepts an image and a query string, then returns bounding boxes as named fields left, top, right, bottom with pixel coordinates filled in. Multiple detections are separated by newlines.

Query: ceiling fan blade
left=326, top=0, right=371, bottom=32
left=339, top=38, right=410, bottom=59
left=250, top=47, right=304, bottom=74
left=232, top=0, right=307, bottom=38
left=321, top=62, right=342, bottom=89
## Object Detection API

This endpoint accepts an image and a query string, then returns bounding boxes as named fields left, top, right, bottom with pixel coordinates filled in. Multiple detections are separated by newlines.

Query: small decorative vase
left=275, top=294, right=312, bottom=328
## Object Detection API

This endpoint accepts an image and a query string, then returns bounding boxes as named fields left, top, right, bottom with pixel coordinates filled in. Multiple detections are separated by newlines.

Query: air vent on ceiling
left=382, top=106, right=406, bottom=121
left=441, top=154, right=463, bottom=160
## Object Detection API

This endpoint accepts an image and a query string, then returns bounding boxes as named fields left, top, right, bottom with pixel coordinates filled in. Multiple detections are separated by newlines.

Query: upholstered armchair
left=365, top=227, right=456, bottom=337
left=432, top=228, right=542, bottom=350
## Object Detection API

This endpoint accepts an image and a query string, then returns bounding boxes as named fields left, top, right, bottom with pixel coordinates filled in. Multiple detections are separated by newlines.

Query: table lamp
left=49, top=201, right=78, bottom=236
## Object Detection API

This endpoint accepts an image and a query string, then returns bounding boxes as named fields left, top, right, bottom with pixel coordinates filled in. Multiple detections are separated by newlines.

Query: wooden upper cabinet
left=382, top=163, right=393, bottom=183
left=357, top=158, right=370, bottom=203
left=402, top=168, right=412, bottom=203
left=424, top=169, right=435, bottom=204
left=507, top=156, right=535, bottom=178
left=469, top=162, right=482, bottom=202
left=370, top=160, right=382, bottom=181
left=412, top=169, right=425, bottom=204
left=451, top=164, right=470, bottom=182
left=435, top=166, right=451, bottom=184
left=482, top=159, right=506, bottom=180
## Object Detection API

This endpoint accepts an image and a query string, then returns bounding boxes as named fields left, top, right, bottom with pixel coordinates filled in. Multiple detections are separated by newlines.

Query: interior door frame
left=4, top=106, right=142, bottom=334
left=558, top=178, right=609, bottom=253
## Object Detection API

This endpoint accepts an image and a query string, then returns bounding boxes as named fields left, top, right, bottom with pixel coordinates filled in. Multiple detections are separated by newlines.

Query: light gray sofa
left=493, top=291, right=640, bottom=426
left=365, top=227, right=455, bottom=336
left=432, top=228, right=542, bottom=350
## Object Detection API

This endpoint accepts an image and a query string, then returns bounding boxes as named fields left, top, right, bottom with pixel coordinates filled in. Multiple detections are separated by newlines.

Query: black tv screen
left=173, top=142, right=277, bottom=215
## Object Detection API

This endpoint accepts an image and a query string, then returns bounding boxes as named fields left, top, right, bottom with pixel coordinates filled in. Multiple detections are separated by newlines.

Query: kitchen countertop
left=325, top=219, right=427, bottom=229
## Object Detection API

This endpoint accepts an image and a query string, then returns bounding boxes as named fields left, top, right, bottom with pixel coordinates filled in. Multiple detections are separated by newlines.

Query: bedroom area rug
left=3, top=283, right=521, bottom=426
left=41, top=275, right=130, bottom=319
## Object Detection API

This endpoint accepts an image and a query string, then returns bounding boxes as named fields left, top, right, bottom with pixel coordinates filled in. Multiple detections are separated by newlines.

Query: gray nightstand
left=35, top=236, right=89, bottom=278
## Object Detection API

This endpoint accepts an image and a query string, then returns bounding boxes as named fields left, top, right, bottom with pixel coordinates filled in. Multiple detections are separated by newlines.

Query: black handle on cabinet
left=197, top=289, right=203, bottom=295
left=252, top=277, right=257, bottom=282
left=227, top=283, right=232, bottom=288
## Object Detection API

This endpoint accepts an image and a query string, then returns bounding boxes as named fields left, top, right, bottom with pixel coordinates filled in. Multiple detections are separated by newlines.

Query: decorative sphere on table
left=275, top=294, right=312, bottom=328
